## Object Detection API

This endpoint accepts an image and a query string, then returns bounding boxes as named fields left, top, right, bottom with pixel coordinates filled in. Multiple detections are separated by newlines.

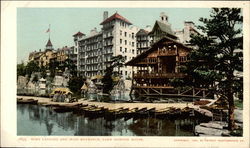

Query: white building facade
left=76, top=11, right=139, bottom=79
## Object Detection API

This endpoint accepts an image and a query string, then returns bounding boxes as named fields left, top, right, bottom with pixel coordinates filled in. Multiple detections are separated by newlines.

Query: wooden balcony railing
left=138, top=57, right=158, bottom=64
left=133, top=72, right=185, bottom=79
left=158, top=49, right=177, bottom=56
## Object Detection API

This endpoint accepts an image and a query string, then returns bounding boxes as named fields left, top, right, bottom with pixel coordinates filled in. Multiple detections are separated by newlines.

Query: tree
left=110, top=55, right=125, bottom=76
left=68, top=76, right=84, bottom=95
left=17, top=62, right=26, bottom=77
left=48, top=60, right=59, bottom=78
left=40, top=65, right=47, bottom=78
left=64, top=59, right=77, bottom=77
left=101, top=55, right=125, bottom=94
left=25, top=61, right=40, bottom=77
left=187, top=8, right=243, bottom=130
left=32, top=75, right=39, bottom=83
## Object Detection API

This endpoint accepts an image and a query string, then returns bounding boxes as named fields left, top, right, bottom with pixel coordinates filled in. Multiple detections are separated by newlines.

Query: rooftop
left=46, top=39, right=53, bottom=47
left=149, top=20, right=177, bottom=39
left=100, top=12, right=132, bottom=25
left=136, top=29, right=150, bottom=36
left=73, top=31, right=85, bottom=37
left=126, top=36, right=192, bottom=66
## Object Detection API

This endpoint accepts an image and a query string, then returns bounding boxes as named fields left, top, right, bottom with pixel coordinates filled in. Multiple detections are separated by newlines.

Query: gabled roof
left=136, top=29, right=149, bottom=36
left=73, top=31, right=85, bottom=37
left=149, top=20, right=177, bottom=39
left=46, top=39, right=53, bottom=47
left=100, top=12, right=132, bottom=25
left=126, top=36, right=192, bottom=66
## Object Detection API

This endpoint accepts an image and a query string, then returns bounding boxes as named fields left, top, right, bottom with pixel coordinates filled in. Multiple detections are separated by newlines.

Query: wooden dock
left=17, top=96, right=211, bottom=120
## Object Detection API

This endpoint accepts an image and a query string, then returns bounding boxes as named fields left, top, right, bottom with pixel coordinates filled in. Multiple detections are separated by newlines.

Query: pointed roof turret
left=46, top=39, right=53, bottom=47
left=45, top=38, right=53, bottom=50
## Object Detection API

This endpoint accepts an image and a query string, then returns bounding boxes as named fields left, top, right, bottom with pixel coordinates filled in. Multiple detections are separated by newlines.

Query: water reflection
left=17, top=104, right=199, bottom=136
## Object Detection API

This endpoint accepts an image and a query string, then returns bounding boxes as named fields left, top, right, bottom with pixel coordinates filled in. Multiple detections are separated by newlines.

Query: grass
left=234, top=99, right=243, bottom=110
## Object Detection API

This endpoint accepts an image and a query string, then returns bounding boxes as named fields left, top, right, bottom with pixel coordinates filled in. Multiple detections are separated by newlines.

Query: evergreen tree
left=102, top=55, right=125, bottom=94
left=68, top=76, right=84, bottom=95
left=188, top=8, right=243, bottom=130
left=64, top=59, right=77, bottom=77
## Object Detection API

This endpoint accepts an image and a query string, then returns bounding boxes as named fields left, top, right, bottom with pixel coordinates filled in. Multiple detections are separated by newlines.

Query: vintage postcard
left=1, top=1, right=250, bottom=148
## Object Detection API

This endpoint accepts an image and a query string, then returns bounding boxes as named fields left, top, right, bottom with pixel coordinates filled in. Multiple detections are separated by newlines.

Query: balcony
left=102, top=24, right=114, bottom=30
left=137, top=57, right=158, bottom=65
left=103, top=34, right=113, bottom=39
left=133, top=72, right=185, bottom=79
left=158, top=49, right=177, bottom=56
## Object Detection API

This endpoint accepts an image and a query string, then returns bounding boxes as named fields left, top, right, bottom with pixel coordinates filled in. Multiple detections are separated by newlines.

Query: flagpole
left=49, top=24, right=51, bottom=39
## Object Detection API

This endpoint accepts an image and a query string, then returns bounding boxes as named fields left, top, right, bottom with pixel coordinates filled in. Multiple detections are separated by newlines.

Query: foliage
left=17, top=62, right=26, bottom=77
left=187, top=8, right=243, bottom=130
left=68, top=76, right=84, bottom=95
left=40, top=65, right=47, bottom=78
left=234, top=99, right=243, bottom=110
left=102, top=55, right=126, bottom=94
left=102, top=66, right=114, bottom=94
left=32, top=75, right=39, bottom=83
left=169, top=78, right=185, bottom=88
left=64, top=59, right=77, bottom=77
left=25, top=61, right=40, bottom=77
left=48, top=60, right=59, bottom=78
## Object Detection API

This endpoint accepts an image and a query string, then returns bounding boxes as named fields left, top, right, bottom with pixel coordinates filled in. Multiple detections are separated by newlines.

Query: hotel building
left=75, top=11, right=139, bottom=79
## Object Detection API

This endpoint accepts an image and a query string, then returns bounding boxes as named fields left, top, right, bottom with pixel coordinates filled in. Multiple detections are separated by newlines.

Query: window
left=120, top=47, right=122, bottom=52
left=180, top=56, right=187, bottom=62
left=132, top=49, right=134, bottom=54
left=120, top=39, right=122, bottom=44
left=132, top=33, right=134, bottom=39
left=125, top=48, right=127, bottom=52
left=132, top=42, right=134, bottom=47
left=125, top=71, right=127, bottom=75
left=124, top=32, right=127, bottom=37
left=120, top=30, right=122, bottom=35
left=125, top=40, right=127, bottom=45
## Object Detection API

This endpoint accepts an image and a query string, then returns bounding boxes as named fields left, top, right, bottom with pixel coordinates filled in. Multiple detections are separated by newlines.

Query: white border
left=1, top=1, right=250, bottom=147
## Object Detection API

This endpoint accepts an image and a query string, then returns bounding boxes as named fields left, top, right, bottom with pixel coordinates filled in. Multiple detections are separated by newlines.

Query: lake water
left=17, top=104, right=206, bottom=136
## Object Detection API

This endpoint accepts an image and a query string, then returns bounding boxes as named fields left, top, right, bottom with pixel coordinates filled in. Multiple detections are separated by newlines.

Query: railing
left=102, top=25, right=114, bottom=30
left=158, top=49, right=177, bottom=56
left=103, top=34, right=113, bottom=39
left=133, top=72, right=185, bottom=78
left=138, top=58, right=158, bottom=64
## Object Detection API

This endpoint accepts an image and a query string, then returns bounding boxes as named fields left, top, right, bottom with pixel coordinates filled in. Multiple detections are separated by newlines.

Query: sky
left=17, top=8, right=211, bottom=64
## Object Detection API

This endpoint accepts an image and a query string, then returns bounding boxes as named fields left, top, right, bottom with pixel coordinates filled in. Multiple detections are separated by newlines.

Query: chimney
left=103, top=11, right=108, bottom=21
left=160, top=12, right=168, bottom=24
left=184, top=21, right=195, bottom=28
left=145, top=25, right=152, bottom=32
